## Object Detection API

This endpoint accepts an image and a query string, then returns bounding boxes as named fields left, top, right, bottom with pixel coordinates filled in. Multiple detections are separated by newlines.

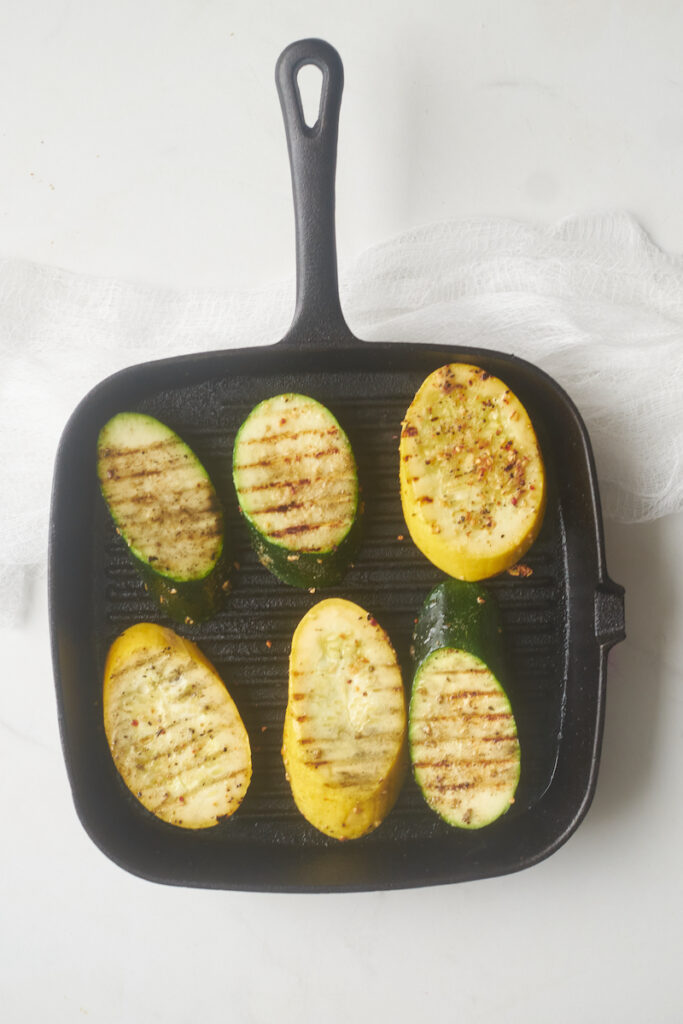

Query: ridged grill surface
left=94, top=368, right=568, bottom=849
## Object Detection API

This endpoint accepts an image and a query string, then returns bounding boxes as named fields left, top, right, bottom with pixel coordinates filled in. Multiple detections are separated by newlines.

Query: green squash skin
left=244, top=511, right=362, bottom=589
left=136, top=549, right=231, bottom=624
left=412, top=580, right=505, bottom=682
left=97, top=412, right=230, bottom=624
left=410, top=580, right=520, bottom=828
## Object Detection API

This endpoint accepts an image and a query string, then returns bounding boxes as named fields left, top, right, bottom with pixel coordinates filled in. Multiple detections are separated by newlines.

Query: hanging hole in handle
left=296, top=63, right=324, bottom=128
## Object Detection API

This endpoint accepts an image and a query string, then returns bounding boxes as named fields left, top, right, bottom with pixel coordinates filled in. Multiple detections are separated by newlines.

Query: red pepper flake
left=511, top=496, right=518, bottom=506
left=179, top=796, right=185, bottom=803
left=507, top=563, right=533, bottom=578
left=366, top=615, right=378, bottom=626
left=131, top=719, right=139, bottom=727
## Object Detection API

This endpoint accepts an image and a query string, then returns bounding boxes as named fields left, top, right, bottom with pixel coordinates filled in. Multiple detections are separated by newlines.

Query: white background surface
left=2, top=3, right=682, bottom=1022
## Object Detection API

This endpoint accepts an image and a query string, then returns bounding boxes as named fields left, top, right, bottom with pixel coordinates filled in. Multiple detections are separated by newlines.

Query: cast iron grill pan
left=50, top=40, right=625, bottom=891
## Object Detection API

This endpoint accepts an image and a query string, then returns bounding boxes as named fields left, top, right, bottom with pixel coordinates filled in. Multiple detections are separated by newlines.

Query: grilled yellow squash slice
left=103, top=623, right=251, bottom=828
left=400, top=363, right=546, bottom=580
left=282, top=598, right=407, bottom=840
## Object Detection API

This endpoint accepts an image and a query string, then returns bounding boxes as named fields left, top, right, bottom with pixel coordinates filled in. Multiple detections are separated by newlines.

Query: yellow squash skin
left=400, top=363, right=546, bottom=580
left=103, top=623, right=251, bottom=829
left=282, top=599, right=407, bottom=840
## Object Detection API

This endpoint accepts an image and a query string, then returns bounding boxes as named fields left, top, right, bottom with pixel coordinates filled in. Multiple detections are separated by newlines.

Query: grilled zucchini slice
left=97, top=412, right=228, bottom=623
left=400, top=363, right=546, bottom=580
left=282, top=598, right=407, bottom=840
left=103, top=623, right=251, bottom=828
left=410, top=581, right=520, bottom=829
left=232, top=394, right=360, bottom=588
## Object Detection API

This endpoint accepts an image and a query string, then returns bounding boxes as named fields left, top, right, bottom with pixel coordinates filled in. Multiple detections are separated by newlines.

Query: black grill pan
left=49, top=39, right=625, bottom=891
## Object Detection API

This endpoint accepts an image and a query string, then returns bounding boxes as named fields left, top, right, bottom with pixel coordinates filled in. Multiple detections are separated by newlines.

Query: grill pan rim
left=49, top=335, right=624, bottom=892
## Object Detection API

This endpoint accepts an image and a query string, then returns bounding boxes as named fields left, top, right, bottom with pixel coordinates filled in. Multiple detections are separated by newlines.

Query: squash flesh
left=233, top=394, right=358, bottom=555
left=103, top=623, right=251, bottom=829
left=282, top=598, right=406, bottom=840
left=410, top=647, right=520, bottom=829
left=98, top=413, right=223, bottom=582
left=400, top=363, right=546, bottom=580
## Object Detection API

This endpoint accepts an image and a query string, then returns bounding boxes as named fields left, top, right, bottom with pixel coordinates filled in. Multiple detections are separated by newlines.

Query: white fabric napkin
left=1, top=211, right=681, bottom=625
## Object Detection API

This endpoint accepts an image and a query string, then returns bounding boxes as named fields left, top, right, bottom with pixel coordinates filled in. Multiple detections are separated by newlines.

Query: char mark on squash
left=242, top=426, right=339, bottom=445
left=238, top=476, right=312, bottom=494
left=268, top=519, right=347, bottom=539
left=235, top=445, right=341, bottom=471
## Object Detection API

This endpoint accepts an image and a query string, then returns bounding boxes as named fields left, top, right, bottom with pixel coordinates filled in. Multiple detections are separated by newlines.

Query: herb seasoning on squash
left=97, top=412, right=229, bottom=622
left=399, top=363, right=546, bottom=580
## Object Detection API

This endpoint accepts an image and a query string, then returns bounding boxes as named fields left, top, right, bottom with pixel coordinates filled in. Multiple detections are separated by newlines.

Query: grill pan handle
left=276, top=39, right=357, bottom=347
left=594, top=579, right=626, bottom=650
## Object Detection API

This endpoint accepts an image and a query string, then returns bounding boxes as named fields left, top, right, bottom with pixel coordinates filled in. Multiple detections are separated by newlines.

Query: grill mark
left=291, top=665, right=399, bottom=677
left=103, top=463, right=188, bottom=481
left=238, top=477, right=312, bottom=493
left=134, top=729, right=237, bottom=766
left=413, top=730, right=517, bottom=742
left=107, top=648, right=165, bottom=682
left=250, top=499, right=305, bottom=516
left=107, top=649, right=200, bottom=687
left=140, top=730, right=246, bottom=766
left=235, top=446, right=342, bottom=471
left=299, top=729, right=402, bottom=746
left=148, top=764, right=250, bottom=813
left=430, top=779, right=513, bottom=793
left=101, top=450, right=196, bottom=480
left=459, top=711, right=511, bottom=721
left=420, top=668, right=491, bottom=677
left=107, top=488, right=217, bottom=512
left=289, top=682, right=402, bottom=702
left=100, top=438, right=177, bottom=459
left=304, top=741, right=403, bottom=771
left=250, top=492, right=354, bottom=517
left=242, top=469, right=352, bottom=492
left=326, top=772, right=385, bottom=789
left=413, top=757, right=518, bottom=768
left=428, top=688, right=501, bottom=697
left=267, top=519, right=347, bottom=539
left=109, top=678, right=207, bottom=719
left=125, top=521, right=223, bottom=544
left=243, top=426, right=339, bottom=445
left=118, top=507, right=221, bottom=532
